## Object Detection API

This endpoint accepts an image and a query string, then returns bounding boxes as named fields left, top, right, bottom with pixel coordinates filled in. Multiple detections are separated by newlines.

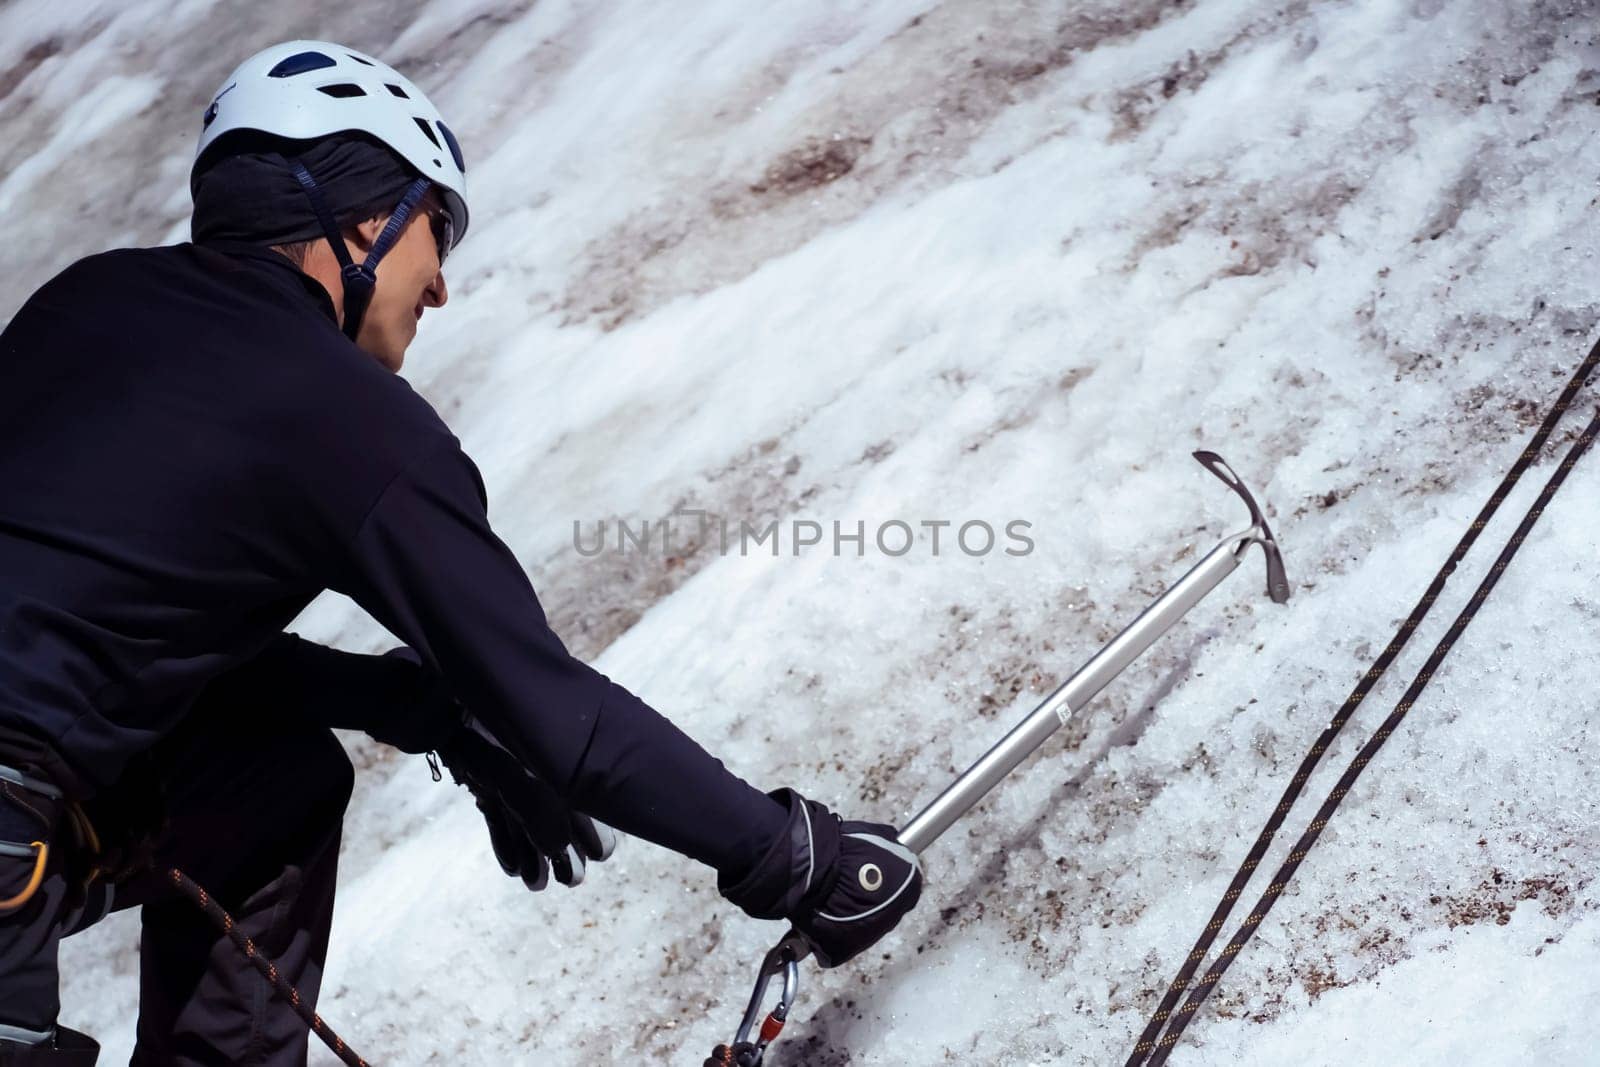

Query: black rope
left=1127, top=335, right=1600, bottom=1064
left=169, top=867, right=370, bottom=1067
left=1146, top=400, right=1600, bottom=1061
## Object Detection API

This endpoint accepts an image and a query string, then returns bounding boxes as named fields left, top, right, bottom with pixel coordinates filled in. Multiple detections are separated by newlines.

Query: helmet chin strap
left=290, top=162, right=431, bottom=341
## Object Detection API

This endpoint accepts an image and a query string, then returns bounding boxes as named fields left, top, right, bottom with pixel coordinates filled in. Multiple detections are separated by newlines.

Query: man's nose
left=425, top=271, right=448, bottom=309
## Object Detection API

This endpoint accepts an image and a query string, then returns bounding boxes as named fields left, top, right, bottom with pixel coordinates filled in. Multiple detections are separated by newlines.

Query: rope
left=1146, top=401, right=1600, bottom=1061
left=168, top=867, right=370, bottom=1067
left=1127, top=336, right=1600, bottom=1063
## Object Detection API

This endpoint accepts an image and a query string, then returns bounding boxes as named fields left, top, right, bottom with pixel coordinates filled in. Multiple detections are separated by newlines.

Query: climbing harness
left=1127, top=335, right=1600, bottom=1064
left=713, top=451, right=1291, bottom=1066
left=0, top=767, right=59, bottom=917
left=1, top=765, right=369, bottom=1066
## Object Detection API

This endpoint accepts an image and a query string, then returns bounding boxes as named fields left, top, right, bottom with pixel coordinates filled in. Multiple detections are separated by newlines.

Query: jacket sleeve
left=329, top=436, right=786, bottom=876
left=197, top=633, right=455, bottom=754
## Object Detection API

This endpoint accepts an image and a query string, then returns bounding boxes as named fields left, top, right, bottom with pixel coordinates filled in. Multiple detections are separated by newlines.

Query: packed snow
left=2, top=0, right=1598, bottom=1063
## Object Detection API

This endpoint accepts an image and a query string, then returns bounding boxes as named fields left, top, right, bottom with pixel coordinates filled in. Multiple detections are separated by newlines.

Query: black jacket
left=0, top=241, right=783, bottom=874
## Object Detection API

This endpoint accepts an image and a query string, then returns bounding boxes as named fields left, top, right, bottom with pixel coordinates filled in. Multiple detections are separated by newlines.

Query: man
left=0, top=40, right=921, bottom=1065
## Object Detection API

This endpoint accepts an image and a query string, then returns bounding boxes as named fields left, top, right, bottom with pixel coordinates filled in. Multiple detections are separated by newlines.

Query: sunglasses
left=423, top=202, right=455, bottom=268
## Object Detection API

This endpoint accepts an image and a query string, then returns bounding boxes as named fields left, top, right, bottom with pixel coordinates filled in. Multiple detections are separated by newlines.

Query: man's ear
left=342, top=213, right=389, bottom=256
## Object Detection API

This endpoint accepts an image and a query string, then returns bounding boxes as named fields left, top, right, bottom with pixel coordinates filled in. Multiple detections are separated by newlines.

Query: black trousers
left=1, top=707, right=354, bottom=1066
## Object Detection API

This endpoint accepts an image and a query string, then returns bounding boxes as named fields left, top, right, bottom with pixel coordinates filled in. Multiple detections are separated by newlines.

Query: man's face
left=355, top=194, right=451, bottom=372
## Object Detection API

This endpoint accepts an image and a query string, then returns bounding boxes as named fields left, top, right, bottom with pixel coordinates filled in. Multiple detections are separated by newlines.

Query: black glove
left=367, top=647, right=618, bottom=890
left=433, top=725, right=617, bottom=891
left=718, top=789, right=921, bottom=968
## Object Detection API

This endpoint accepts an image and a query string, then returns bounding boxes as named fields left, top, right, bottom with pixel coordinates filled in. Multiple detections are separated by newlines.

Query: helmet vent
left=438, top=121, right=466, bottom=172
left=385, top=83, right=409, bottom=99
left=267, top=51, right=336, bottom=78
left=318, top=83, right=368, bottom=98
left=347, top=53, right=377, bottom=66
left=413, top=117, right=441, bottom=149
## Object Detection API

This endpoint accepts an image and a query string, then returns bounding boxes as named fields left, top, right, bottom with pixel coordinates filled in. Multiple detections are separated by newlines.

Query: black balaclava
left=191, top=133, right=431, bottom=340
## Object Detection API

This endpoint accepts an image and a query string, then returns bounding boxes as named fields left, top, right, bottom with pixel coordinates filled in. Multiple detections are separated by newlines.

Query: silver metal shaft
left=898, top=527, right=1259, bottom=855
left=721, top=451, right=1290, bottom=1067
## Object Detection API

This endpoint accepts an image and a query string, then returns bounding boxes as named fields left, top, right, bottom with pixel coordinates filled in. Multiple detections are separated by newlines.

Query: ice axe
left=710, top=452, right=1290, bottom=1067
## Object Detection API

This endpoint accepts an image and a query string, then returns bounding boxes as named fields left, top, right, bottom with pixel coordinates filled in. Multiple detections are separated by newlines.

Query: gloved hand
left=370, top=647, right=619, bottom=891
left=718, top=789, right=921, bottom=968
left=433, top=724, right=617, bottom=891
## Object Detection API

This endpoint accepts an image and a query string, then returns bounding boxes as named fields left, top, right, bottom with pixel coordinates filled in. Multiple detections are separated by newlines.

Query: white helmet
left=193, top=40, right=468, bottom=244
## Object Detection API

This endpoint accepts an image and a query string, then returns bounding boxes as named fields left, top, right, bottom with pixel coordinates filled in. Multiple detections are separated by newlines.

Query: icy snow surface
left=3, top=1, right=1599, bottom=1063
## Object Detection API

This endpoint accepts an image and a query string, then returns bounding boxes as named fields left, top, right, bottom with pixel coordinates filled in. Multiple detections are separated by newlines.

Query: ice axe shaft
left=722, top=451, right=1289, bottom=1064
left=902, top=452, right=1288, bottom=851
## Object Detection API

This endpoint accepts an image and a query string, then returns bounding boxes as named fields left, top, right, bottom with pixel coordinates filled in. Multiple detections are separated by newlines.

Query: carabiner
left=0, top=840, right=49, bottom=913
left=729, top=931, right=808, bottom=1065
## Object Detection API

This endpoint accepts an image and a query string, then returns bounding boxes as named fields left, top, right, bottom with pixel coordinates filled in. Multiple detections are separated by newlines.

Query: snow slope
left=2, top=0, right=1598, bottom=1062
